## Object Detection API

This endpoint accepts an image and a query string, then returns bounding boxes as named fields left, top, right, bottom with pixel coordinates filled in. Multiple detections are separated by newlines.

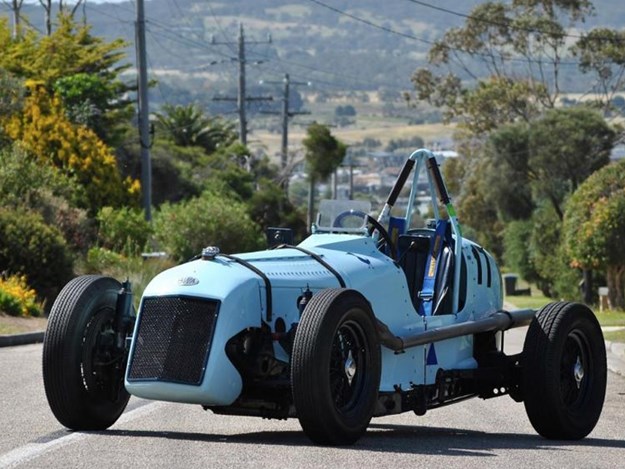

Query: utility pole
left=342, top=151, right=362, bottom=200
left=212, top=24, right=272, bottom=146
left=260, top=73, right=310, bottom=188
left=237, top=24, right=246, bottom=145
left=135, top=0, right=151, bottom=221
left=278, top=74, right=310, bottom=170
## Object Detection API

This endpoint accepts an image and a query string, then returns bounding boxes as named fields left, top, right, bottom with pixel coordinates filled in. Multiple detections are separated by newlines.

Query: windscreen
left=315, top=199, right=372, bottom=233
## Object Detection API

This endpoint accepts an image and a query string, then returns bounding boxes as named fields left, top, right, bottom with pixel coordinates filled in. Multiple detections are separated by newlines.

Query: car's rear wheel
left=522, top=301, right=606, bottom=439
left=291, top=289, right=381, bottom=445
left=43, top=275, right=130, bottom=430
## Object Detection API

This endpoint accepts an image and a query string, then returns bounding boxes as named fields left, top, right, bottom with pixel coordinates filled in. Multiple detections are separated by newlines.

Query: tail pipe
left=376, top=309, right=536, bottom=352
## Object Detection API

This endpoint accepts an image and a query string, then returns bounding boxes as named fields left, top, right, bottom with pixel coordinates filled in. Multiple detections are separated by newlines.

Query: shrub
left=0, top=145, right=95, bottom=253
left=0, top=208, right=74, bottom=303
left=153, top=190, right=263, bottom=261
left=0, top=274, right=43, bottom=317
left=96, top=206, right=153, bottom=256
left=82, top=247, right=174, bottom=307
left=503, top=205, right=581, bottom=300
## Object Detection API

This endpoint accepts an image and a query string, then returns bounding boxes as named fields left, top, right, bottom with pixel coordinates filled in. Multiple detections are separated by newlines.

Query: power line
left=206, top=1, right=237, bottom=56
left=104, top=3, right=411, bottom=92
left=304, top=0, right=436, bottom=46
left=143, top=17, right=403, bottom=93
left=403, top=0, right=622, bottom=42
left=302, top=0, right=581, bottom=67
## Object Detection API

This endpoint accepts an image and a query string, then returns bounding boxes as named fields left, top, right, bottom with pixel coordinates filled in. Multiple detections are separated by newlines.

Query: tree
left=572, top=28, right=625, bottom=114
left=0, top=16, right=132, bottom=145
left=302, top=123, right=346, bottom=228
left=2, top=0, right=24, bottom=38
left=526, top=107, right=614, bottom=220
left=53, top=72, right=131, bottom=144
left=482, top=122, right=534, bottom=221
left=483, top=107, right=614, bottom=222
left=3, top=82, right=139, bottom=212
left=0, top=68, right=23, bottom=145
left=155, top=103, right=237, bottom=153
left=0, top=15, right=128, bottom=96
left=564, top=159, right=625, bottom=310
left=410, top=0, right=622, bottom=134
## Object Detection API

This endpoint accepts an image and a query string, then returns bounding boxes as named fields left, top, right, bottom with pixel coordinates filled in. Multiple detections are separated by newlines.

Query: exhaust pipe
left=376, top=309, right=535, bottom=352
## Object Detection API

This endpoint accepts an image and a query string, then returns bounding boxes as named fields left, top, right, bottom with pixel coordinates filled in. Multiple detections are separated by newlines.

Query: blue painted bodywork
left=125, top=232, right=502, bottom=406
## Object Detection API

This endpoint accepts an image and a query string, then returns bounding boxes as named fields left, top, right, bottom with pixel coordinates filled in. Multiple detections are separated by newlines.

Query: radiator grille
left=128, top=296, right=219, bottom=385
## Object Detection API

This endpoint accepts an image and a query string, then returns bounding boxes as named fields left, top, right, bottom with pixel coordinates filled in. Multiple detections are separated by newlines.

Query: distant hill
left=5, top=0, right=625, bottom=107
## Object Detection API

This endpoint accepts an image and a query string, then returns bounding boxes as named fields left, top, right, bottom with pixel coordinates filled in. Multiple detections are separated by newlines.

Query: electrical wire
left=403, top=0, right=624, bottom=42
left=301, top=0, right=581, bottom=66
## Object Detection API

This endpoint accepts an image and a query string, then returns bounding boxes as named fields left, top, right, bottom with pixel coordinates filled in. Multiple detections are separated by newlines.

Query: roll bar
left=375, top=149, right=464, bottom=315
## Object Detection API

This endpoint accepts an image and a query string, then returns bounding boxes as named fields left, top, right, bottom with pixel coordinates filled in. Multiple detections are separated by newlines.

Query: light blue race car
left=42, top=148, right=607, bottom=445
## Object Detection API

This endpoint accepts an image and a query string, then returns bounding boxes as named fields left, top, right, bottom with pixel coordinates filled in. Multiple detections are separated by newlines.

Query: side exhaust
left=376, top=309, right=535, bottom=352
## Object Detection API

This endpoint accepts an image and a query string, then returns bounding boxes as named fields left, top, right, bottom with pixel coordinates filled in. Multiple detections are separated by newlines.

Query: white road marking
left=0, top=401, right=165, bottom=468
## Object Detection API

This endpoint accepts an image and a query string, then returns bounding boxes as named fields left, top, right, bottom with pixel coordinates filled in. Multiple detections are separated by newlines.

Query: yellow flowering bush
left=0, top=274, right=43, bottom=317
left=2, top=82, right=140, bottom=212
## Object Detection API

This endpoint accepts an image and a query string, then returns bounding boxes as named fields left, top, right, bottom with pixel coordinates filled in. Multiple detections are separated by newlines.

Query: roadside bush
left=529, top=203, right=580, bottom=300
left=0, top=274, right=43, bottom=317
left=503, top=220, right=536, bottom=282
left=0, top=145, right=95, bottom=253
left=503, top=205, right=580, bottom=300
left=153, top=190, right=263, bottom=261
left=96, top=206, right=153, bottom=255
left=82, top=247, right=174, bottom=307
left=0, top=208, right=74, bottom=304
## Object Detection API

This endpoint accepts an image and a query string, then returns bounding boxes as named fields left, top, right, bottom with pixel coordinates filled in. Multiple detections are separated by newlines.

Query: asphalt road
left=1, top=330, right=624, bottom=469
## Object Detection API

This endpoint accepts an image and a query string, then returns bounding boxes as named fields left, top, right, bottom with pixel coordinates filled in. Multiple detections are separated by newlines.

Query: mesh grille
left=128, top=296, right=219, bottom=385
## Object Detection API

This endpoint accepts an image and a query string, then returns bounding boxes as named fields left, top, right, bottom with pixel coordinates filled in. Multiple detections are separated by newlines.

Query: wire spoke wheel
left=329, top=321, right=366, bottom=412
left=522, top=302, right=606, bottom=440
left=292, top=289, right=381, bottom=445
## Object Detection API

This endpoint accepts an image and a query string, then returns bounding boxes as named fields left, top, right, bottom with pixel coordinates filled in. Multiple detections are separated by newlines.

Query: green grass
left=604, top=328, right=625, bottom=343
left=593, top=310, right=625, bottom=327
left=508, top=292, right=625, bottom=326
left=505, top=292, right=552, bottom=310
left=0, top=323, right=21, bottom=334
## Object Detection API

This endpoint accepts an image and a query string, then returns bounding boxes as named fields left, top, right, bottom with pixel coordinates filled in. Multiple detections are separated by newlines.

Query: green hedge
left=0, top=207, right=74, bottom=302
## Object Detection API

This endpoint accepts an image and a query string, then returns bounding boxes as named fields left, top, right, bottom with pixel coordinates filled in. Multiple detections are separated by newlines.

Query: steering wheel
left=332, top=210, right=397, bottom=261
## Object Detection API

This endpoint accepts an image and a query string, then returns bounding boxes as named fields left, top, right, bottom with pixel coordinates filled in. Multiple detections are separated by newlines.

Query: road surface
left=1, top=329, right=624, bottom=468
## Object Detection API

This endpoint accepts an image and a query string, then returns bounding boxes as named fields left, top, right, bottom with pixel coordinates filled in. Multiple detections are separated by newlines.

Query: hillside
left=4, top=0, right=625, bottom=155
left=7, top=0, right=625, bottom=102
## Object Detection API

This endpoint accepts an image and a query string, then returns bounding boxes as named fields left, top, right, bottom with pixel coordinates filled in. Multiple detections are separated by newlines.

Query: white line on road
left=0, top=401, right=165, bottom=468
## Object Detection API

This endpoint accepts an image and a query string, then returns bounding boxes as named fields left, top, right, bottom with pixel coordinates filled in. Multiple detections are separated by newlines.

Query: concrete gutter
left=0, top=331, right=45, bottom=347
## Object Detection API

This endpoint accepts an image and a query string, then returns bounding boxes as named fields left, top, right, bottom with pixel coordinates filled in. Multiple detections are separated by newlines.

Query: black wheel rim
left=81, top=306, right=125, bottom=401
left=329, top=317, right=368, bottom=413
left=560, top=329, right=591, bottom=410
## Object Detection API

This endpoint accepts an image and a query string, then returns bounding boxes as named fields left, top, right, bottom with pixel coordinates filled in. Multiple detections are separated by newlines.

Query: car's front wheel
left=43, top=275, right=131, bottom=430
left=291, top=289, right=381, bottom=445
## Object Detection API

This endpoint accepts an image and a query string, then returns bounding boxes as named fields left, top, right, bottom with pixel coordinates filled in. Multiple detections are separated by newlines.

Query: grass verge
left=506, top=289, right=625, bottom=344
left=0, top=313, right=47, bottom=335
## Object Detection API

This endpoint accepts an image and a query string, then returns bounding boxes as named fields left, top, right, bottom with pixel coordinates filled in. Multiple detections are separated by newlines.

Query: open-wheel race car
left=42, top=148, right=607, bottom=445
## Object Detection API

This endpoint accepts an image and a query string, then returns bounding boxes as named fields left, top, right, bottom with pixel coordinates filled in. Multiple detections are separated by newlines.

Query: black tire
left=522, top=301, right=607, bottom=440
left=291, top=289, right=381, bottom=445
left=43, top=275, right=131, bottom=430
